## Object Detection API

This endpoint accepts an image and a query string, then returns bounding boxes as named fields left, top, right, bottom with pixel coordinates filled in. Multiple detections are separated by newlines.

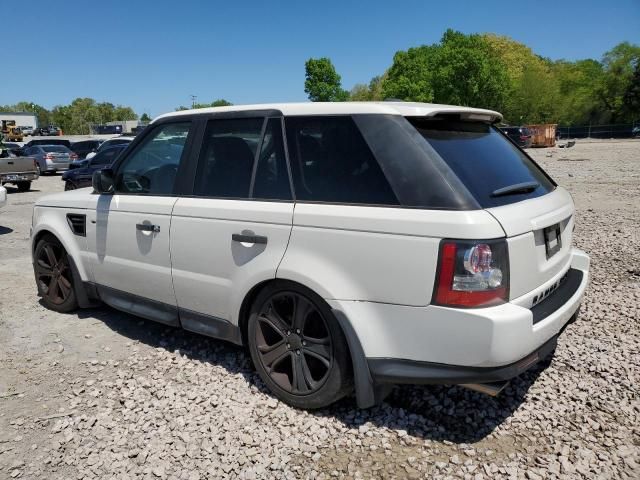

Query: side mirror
left=92, top=168, right=114, bottom=194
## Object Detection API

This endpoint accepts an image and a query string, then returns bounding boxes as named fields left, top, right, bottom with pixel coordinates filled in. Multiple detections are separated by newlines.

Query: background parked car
left=63, top=144, right=126, bottom=190
left=0, top=147, right=39, bottom=191
left=1, top=142, right=22, bottom=151
left=70, top=139, right=104, bottom=159
left=85, top=136, right=134, bottom=159
left=33, top=125, right=61, bottom=136
left=0, top=185, right=6, bottom=208
left=500, top=126, right=533, bottom=148
left=20, top=126, right=35, bottom=136
left=24, top=138, right=72, bottom=149
left=24, top=145, right=76, bottom=174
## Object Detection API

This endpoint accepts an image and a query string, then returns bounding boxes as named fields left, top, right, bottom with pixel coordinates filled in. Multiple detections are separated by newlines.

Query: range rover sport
left=31, top=102, right=589, bottom=409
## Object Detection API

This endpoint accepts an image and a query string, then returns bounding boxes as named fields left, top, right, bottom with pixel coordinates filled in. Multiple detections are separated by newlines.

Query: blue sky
left=3, top=0, right=639, bottom=117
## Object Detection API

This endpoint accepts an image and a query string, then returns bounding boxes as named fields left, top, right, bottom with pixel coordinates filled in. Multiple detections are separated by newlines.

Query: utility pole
left=190, top=95, right=197, bottom=109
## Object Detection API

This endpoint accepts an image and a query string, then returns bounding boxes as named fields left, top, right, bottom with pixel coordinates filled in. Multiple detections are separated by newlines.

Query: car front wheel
left=248, top=281, right=353, bottom=409
left=34, top=235, right=78, bottom=313
left=64, top=181, right=76, bottom=191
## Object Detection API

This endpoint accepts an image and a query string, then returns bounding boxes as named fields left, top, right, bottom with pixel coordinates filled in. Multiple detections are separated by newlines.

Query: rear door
left=170, top=116, right=294, bottom=337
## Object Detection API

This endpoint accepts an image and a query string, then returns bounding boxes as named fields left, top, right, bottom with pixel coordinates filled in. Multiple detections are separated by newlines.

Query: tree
left=304, top=57, right=349, bottom=102
left=349, top=75, right=386, bottom=101
left=622, top=61, right=640, bottom=120
left=382, top=30, right=508, bottom=110
left=140, top=113, right=151, bottom=123
left=597, top=42, right=640, bottom=122
left=174, top=99, right=233, bottom=111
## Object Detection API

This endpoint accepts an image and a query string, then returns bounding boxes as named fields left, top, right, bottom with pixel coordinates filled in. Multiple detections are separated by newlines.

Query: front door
left=170, top=117, right=294, bottom=337
left=85, top=121, right=194, bottom=325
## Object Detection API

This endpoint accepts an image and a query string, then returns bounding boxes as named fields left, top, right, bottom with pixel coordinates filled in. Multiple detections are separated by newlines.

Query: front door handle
left=232, top=233, right=267, bottom=244
left=136, top=223, right=160, bottom=233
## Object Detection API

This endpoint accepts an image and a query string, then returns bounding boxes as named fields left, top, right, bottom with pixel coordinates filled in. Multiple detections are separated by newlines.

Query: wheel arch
left=237, top=277, right=380, bottom=408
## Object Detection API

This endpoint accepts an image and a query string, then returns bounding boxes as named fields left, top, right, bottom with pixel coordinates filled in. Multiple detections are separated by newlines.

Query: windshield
left=43, top=146, right=70, bottom=153
left=407, top=117, right=555, bottom=208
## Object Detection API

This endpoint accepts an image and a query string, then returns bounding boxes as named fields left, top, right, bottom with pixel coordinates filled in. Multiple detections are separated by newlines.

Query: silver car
left=23, top=145, right=75, bottom=174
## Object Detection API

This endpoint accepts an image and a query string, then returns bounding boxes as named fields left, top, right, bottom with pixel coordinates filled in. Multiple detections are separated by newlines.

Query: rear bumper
left=0, top=172, right=39, bottom=182
left=328, top=248, right=589, bottom=406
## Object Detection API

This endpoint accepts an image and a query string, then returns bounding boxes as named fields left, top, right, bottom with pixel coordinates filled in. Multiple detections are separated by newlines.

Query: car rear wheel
left=248, top=281, right=353, bottom=409
left=34, top=235, right=78, bottom=313
left=16, top=181, right=31, bottom=192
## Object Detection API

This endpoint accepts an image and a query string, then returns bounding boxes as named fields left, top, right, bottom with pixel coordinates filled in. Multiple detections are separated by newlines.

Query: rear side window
left=194, top=118, right=263, bottom=198
left=409, top=118, right=555, bottom=208
left=285, top=116, right=398, bottom=205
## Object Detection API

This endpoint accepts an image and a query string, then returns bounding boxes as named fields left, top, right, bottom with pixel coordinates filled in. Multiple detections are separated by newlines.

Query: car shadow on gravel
left=76, top=305, right=549, bottom=444
left=0, top=226, right=13, bottom=235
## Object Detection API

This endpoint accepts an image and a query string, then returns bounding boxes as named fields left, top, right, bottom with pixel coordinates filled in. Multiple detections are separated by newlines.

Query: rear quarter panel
left=277, top=203, right=505, bottom=306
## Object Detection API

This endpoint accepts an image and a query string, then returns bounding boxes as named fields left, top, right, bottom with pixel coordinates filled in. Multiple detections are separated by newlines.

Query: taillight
left=70, top=152, right=78, bottom=160
left=45, top=153, right=55, bottom=160
left=434, top=239, right=509, bottom=308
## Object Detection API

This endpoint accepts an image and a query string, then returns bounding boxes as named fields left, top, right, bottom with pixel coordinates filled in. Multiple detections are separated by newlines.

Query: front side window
left=114, top=122, right=190, bottom=195
left=194, top=118, right=263, bottom=198
left=285, top=116, right=398, bottom=205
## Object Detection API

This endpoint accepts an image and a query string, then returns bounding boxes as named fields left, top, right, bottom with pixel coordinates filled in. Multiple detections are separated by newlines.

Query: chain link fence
left=556, top=123, right=639, bottom=139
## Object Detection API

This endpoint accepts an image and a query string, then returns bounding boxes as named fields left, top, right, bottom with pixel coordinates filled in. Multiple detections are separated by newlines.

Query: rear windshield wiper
left=491, top=181, right=540, bottom=197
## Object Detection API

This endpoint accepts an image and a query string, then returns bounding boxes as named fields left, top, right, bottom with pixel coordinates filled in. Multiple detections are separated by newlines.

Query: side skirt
left=83, top=282, right=242, bottom=345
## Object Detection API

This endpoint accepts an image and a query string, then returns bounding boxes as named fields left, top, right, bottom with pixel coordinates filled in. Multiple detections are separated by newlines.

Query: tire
left=64, top=181, right=75, bottom=191
left=33, top=234, right=78, bottom=313
left=247, top=281, right=353, bottom=409
left=16, top=181, right=31, bottom=192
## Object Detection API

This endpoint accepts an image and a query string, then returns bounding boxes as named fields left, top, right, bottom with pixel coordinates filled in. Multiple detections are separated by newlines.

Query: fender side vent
left=66, top=213, right=86, bottom=237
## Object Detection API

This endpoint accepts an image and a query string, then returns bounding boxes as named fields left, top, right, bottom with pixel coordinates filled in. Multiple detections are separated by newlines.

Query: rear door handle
left=232, top=233, right=267, bottom=244
left=136, top=223, right=160, bottom=233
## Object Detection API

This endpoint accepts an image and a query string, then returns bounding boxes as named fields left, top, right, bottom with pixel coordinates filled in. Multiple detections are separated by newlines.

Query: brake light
left=45, top=153, right=55, bottom=160
left=434, top=240, right=509, bottom=307
left=70, top=152, right=78, bottom=161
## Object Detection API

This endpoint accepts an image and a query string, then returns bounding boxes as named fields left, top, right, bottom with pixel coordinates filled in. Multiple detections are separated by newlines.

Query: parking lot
left=0, top=140, right=638, bottom=479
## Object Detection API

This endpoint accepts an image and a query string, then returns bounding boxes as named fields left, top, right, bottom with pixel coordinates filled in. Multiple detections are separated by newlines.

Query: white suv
left=31, top=102, right=589, bottom=409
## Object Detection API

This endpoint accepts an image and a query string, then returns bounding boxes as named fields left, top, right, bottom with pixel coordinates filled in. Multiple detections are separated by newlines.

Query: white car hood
left=35, top=187, right=94, bottom=209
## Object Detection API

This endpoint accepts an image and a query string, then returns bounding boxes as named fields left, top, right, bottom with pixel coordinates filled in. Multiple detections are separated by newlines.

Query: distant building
left=0, top=112, right=38, bottom=129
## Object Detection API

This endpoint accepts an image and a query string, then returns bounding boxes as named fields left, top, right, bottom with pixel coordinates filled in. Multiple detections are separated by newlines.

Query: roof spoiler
left=426, top=109, right=502, bottom=124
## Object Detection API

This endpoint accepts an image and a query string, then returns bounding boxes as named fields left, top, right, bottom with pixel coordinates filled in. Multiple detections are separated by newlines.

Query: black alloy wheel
left=34, top=235, right=78, bottom=312
left=248, top=281, right=352, bottom=409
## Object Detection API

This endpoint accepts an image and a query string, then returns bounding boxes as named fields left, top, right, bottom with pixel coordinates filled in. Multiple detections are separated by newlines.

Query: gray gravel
left=1, top=140, right=639, bottom=479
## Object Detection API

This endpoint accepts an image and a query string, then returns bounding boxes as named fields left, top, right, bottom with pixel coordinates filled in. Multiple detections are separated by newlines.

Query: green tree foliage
left=349, top=75, right=386, bottom=101
left=622, top=61, right=640, bottom=120
left=1, top=98, right=139, bottom=134
left=596, top=42, right=640, bottom=122
left=304, top=58, right=349, bottom=102
left=140, top=113, right=152, bottom=123
left=382, top=30, right=508, bottom=110
left=175, top=99, right=233, bottom=111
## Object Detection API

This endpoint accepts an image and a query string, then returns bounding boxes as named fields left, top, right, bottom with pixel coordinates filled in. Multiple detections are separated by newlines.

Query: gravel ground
left=0, top=140, right=638, bottom=479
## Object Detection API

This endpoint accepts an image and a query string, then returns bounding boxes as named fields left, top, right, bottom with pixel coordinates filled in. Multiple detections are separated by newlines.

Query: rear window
left=43, top=146, right=70, bottom=153
left=408, top=118, right=555, bottom=208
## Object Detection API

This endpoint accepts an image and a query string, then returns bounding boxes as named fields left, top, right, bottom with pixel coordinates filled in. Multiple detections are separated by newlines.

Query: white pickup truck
left=0, top=147, right=39, bottom=191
